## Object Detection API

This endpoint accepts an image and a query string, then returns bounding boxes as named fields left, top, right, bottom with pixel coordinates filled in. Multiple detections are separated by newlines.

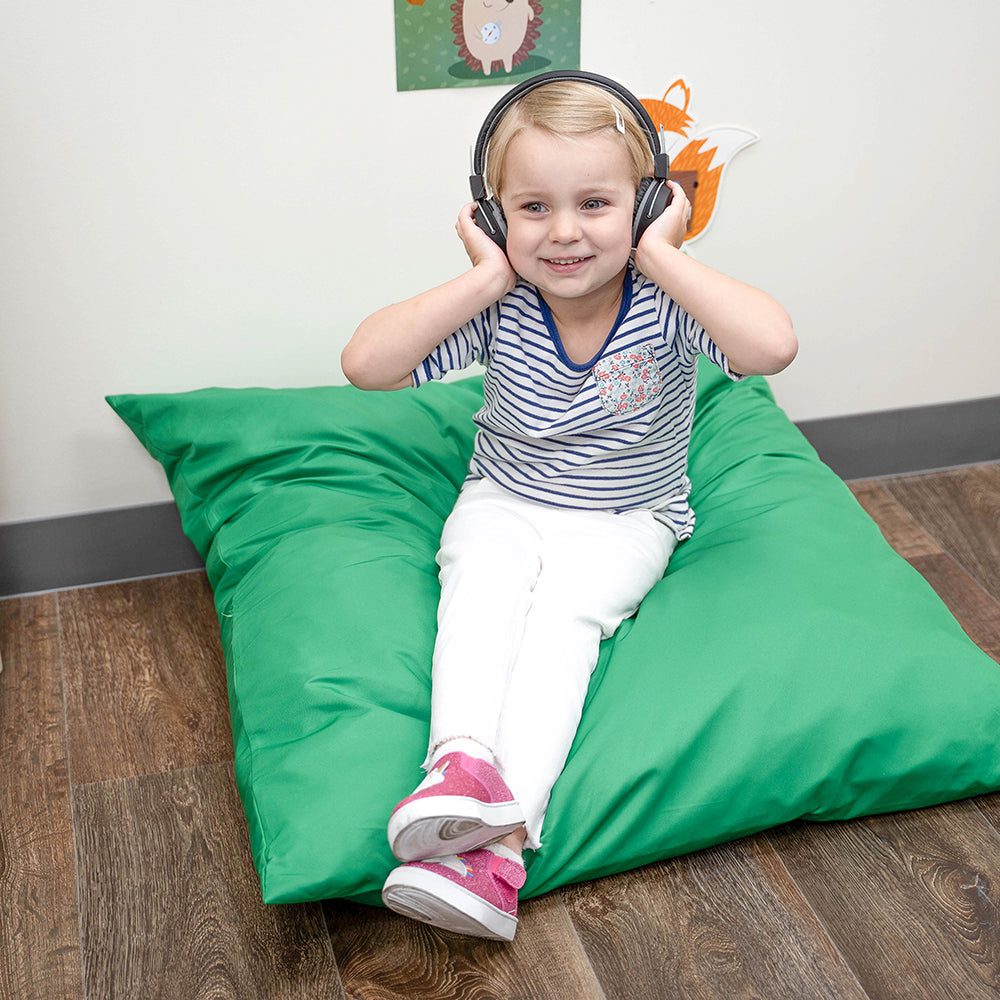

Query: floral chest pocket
left=592, top=344, right=662, bottom=416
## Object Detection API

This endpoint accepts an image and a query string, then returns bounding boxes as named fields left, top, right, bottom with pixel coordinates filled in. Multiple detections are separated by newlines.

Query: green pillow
left=108, top=361, right=1000, bottom=905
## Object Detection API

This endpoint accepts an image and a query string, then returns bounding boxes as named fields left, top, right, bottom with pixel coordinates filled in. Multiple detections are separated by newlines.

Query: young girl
left=342, top=71, right=796, bottom=941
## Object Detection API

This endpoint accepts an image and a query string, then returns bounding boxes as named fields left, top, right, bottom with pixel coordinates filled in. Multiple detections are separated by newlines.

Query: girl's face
left=498, top=126, right=636, bottom=314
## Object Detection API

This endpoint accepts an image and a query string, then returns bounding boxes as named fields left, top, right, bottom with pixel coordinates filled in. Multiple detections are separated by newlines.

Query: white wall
left=3, top=1, right=998, bottom=524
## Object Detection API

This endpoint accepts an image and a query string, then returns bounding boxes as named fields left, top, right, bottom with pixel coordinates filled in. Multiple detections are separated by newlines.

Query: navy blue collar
left=537, top=266, right=634, bottom=372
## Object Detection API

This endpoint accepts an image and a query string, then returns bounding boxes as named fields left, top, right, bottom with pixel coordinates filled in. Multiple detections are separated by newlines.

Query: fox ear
left=641, top=79, right=695, bottom=139
left=663, top=79, right=691, bottom=115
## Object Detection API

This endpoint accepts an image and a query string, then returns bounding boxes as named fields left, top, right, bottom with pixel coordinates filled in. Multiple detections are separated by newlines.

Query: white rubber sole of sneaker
left=382, top=866, right=518, bottom=941
left=388, top=796, right=525, bottom=862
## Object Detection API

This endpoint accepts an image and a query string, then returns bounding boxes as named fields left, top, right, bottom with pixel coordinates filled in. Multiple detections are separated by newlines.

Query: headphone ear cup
left=473, top=197, right=508, bottom=253
left=632, top=178, right=674, bottom=248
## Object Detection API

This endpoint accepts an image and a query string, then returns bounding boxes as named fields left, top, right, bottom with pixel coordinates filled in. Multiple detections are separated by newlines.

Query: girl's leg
left=388, top=481, right=542, bottom=861
left=425, top=479, right=543, bottom=765
left=495, top=506, right=677, bottom=849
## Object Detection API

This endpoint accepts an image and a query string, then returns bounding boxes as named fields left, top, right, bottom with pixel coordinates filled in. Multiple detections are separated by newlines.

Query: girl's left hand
left=635, top=180, right=691, bottom=264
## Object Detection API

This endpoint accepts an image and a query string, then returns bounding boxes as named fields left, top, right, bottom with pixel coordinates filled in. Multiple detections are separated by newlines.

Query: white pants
left=425, top=478, right=678, bottom=850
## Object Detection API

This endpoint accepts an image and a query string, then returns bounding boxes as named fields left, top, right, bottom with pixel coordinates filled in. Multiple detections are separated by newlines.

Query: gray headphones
left=469, top=70, right=672, bottom=253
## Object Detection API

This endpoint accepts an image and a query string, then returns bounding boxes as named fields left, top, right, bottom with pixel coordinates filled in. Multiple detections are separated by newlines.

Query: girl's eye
left=524, top=202, right=546, bottom=214
left=583, top=199, right=607, bottom=211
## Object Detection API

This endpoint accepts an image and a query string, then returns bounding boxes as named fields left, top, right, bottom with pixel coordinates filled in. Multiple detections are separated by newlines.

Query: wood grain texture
left=978, top=796, right=1000, bottom=838
left=883, top=465, right=1000, bottom=603
left=60, top=573, right=231, bottom=785
left=769, top=801, right=1000, bottom=1000
left=0, top=594, right=84, bottom=1000
left=851, top=475, right=1000, bottom=662
left=848, top=481, right=944, bottom=559
left=906, top=553, right=1000, bottom=662
left=563, top=837, right=868, bottom=1000
left=325, top=890, right=605, bottom=1000
left=74, top=762, right=343, bottom=1000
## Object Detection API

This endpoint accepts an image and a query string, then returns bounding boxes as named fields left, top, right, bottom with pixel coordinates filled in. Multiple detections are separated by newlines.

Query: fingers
left=455, top=202, right=516, bottom=291
left=666, top=180, right=692, bottom=220
left=661, top=181, right=693, bottom=246
left=455, top=201, right=476, bottom=237
left=457, top=201, right=499, bottom=251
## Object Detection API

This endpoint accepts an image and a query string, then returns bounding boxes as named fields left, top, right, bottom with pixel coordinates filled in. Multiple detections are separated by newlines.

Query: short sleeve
left=411, top=304, right=497, bottom=388
left=658, top=289, right=746, bottom=382
left=687, top=319, right=747, bottom=382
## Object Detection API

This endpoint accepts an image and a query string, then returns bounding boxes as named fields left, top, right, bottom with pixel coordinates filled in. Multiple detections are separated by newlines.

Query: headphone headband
left=471, top=70, right=667, bottom=185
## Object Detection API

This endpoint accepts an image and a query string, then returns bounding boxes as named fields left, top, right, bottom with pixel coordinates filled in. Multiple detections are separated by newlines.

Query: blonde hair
left=484, top=80, right=655, bottom=198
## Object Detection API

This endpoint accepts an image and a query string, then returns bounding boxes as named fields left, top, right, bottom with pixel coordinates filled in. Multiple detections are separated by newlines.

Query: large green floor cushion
left=108, top=361, right=1000, bottom=906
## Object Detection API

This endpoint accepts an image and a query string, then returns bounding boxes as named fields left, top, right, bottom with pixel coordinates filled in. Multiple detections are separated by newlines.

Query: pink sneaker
left=382, top=847, right=527, bottom=941
left=387, top=751, right=525, bottom=862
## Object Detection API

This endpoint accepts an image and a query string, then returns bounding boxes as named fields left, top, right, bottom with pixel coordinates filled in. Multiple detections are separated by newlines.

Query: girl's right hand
left=456, top=202, right=517, bottom=296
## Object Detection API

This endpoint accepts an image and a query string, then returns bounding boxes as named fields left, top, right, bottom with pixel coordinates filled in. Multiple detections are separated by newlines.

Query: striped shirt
left=412, top=264, right=742, bottom=539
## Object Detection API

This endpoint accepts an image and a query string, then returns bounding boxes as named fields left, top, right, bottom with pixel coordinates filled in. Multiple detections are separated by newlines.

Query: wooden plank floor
left=2, top=463, right=999, bottom=999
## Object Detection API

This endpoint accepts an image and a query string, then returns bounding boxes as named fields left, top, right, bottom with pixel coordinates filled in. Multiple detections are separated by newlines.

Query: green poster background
left=395, top=0, right=580, bottom=92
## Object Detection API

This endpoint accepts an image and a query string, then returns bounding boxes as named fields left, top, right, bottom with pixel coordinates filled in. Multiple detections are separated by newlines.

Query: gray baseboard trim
left=795, top=393, right=1000, bottom=481
left=2, top=393, right=997, bottom=599
left=0, top=502, right=203, bottom=599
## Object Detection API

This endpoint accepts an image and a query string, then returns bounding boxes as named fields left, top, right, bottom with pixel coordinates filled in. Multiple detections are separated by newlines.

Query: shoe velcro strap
left=491, top=855, right=527, bottom=890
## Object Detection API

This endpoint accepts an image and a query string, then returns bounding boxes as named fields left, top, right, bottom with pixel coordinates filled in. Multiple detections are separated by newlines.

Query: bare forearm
left=636, top=243, right=797, bottom=377
left=342, top=263, right=511, bottom=391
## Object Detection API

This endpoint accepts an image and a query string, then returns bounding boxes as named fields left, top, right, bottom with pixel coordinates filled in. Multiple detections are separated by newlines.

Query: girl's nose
left=549, top=209, right=582, bottom=243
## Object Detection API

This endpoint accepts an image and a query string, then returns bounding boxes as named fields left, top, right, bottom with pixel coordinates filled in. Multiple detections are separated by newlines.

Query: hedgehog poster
left=394, top=0, right=580, bottom=91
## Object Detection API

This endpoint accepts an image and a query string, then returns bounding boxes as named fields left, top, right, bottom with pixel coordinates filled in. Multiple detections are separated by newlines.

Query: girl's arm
left=342, top=204, right=516, bottom=391
left=634, top=181, right=797, bottom=377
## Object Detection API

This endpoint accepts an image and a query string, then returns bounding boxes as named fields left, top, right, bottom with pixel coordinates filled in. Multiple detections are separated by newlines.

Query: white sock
left=431, top=737, right=494, bottom=767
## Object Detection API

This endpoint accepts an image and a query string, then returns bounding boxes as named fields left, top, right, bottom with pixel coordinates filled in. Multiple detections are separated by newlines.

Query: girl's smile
left=543, top=256, right=590, bottom=273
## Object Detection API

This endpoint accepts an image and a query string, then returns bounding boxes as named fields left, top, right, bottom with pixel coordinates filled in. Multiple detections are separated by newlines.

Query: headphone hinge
left=470, top=173, right=488, bottom=201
